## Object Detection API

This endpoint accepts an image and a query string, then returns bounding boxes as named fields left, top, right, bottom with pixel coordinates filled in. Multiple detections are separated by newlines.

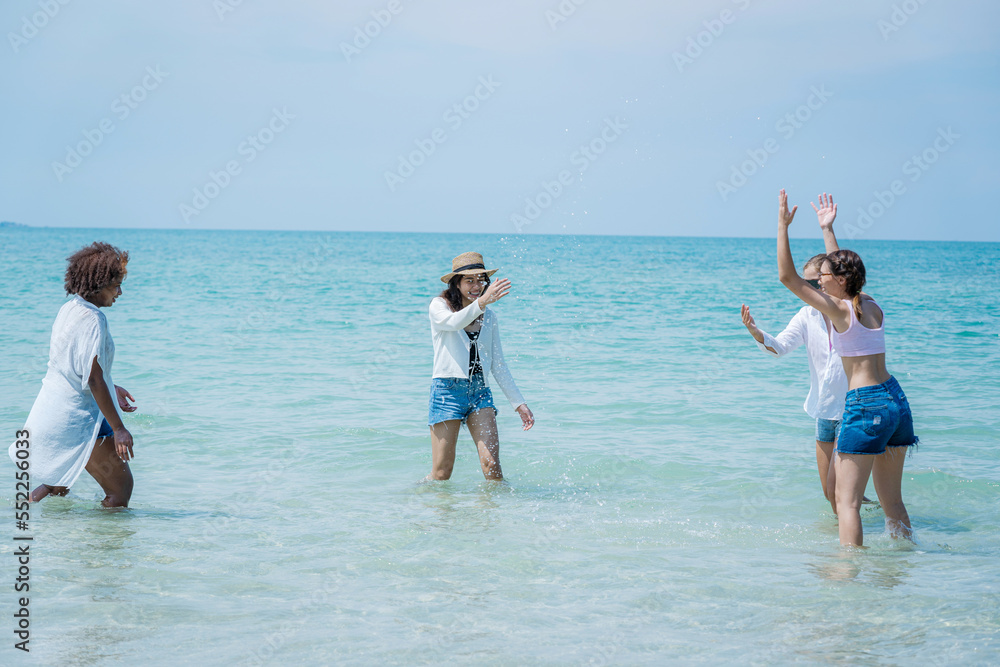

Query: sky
left=1, top=0, right=997, bottom=241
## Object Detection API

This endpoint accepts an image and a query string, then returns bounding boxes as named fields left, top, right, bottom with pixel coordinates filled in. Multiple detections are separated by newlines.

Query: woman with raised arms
left=775, top=191, right=917, bottom=547
left=741, top=194, right=850, bottom=513
left=426, top=252, right=534, bottom=482
left=10, top=242, right=137, bottom=507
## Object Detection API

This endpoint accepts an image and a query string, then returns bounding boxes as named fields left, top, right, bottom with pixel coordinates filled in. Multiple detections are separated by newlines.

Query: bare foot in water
left=30, top=484, right=69, bottom=502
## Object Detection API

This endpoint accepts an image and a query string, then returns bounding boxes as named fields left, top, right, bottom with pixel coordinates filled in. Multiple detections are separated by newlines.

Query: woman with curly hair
left=9, top=242, right=137, bottom=507
left=426, top=252, right=534, bottom=481
left=775, top=190, right=917, bottom=546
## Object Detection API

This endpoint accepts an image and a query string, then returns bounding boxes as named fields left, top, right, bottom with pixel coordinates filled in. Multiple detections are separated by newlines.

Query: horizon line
left=1, top=223, right=996, bottom=245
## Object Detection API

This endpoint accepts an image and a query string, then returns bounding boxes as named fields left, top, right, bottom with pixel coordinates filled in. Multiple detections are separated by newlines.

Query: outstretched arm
left=428, top=279, right=512, bottom=331
left=740, top=304, right=767, bottom=345
left=488, top=318, right=526, bottom=410
left=740, top=304, right=777, bottom=354
left=741, top=304, right=811, bottom=357
left=777, top=190, right=848, bottom=322
left=429, top=298, right=483, bottom=331
left=811, top=192, right=840, bottom=254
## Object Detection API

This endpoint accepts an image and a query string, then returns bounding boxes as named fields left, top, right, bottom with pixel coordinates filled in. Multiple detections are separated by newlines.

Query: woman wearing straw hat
left=426, top=252, right=534, bottom=481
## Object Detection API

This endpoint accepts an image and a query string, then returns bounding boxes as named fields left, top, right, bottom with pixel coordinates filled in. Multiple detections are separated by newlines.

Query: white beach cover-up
left=8, top=296, right=119, bottom=487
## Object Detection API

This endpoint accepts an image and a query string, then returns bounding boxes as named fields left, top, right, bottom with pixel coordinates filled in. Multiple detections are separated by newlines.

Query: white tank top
left=830, top=298, right=886, bottom=357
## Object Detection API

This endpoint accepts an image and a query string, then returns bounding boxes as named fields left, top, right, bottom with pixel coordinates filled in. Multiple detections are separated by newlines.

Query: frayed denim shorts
left=815, top=418, right=842, bottom=443
left=97, top=418, right=113, bottom=439
left=837, top=376, right=918, bottom=455
left=428, top=375, right=496, bottom=426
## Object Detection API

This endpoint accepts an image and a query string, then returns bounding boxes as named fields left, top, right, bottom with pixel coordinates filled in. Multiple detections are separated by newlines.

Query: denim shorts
left=97, top=418, right=113, bottom=439
left=815, top=418, right=842, bottom=443
left=837, top=376, right=918, bottom=455
left=428, top=375, right=497, bottom=426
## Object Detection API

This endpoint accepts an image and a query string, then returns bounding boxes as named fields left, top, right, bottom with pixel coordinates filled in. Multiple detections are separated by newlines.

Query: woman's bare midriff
left=842, top=353, right=891, bottom=390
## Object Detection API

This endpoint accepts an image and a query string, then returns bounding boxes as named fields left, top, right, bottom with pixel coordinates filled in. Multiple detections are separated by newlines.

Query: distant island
left=0, top=221, right=29, bottom=228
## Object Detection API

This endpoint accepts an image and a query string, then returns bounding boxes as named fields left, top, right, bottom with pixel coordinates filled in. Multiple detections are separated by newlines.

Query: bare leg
left=872, top=446, right=912, bottom=540
left=816, top=440, right=837, bottom=513
left=466, top=409, right=503, bottom=481
left=835, top=453, right=875, bottom=546
left=825, top=445, right=873, bottom=509
left=85, top=436, right=133, bottom=508
left=428, top=420, right=462, bottom=480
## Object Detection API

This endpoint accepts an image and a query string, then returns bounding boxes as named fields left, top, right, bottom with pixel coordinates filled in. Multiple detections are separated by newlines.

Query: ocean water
left=1, top=228, right=998, bottom=665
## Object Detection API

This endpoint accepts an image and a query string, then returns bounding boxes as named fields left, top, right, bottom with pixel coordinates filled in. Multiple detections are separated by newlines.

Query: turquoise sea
left=1, top=228, right=999, bottom=665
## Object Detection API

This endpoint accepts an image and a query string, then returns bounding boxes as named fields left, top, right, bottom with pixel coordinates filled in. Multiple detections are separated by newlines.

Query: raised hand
left=741, top=304, right=765, bottom=344
left=810, top=192, right=837, bottom=230
left=115, top=385, right=137, bottom=412
left=779, top=189, right=798, bottom=227
left=479, top=278, right=511, bottom=307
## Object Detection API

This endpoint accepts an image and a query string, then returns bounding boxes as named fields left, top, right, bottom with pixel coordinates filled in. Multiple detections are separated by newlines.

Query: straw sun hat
left=440, top=252, right=499, bottom=283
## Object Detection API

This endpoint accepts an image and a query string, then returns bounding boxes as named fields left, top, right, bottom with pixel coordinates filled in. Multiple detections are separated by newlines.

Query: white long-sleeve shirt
left=428, top=296, right=526, bottom=410
left=756, top=305, right=848, bottom=420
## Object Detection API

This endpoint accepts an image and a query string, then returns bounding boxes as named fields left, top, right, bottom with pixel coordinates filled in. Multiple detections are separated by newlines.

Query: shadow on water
left=807, top=535, right=921, bottom=588
left=30, top=498, right=235, bottom=665
left=409, top=478, right=508, bottom=523
left=362, top=479, right=516, bottom=571
left=809, top=551, right=917, bottom=589
left=35, top=494, right=222, bottom=523
left=26, top=501, right=147, bottom=664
